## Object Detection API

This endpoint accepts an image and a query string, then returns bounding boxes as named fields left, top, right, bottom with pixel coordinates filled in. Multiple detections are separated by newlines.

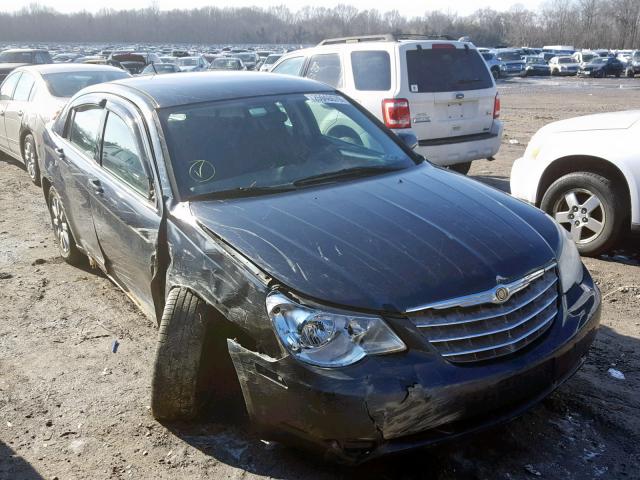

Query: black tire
left=491, top=68, right=500, bottom=80
left=151, top=288, right=243, bottom=421
left=615, top=72, right=621, bottom=78
left=47, top=187, right=84, bottom=265
left=540, top=172, right=626, bottom=256
left=627, top=69, right=635, bottom=78
left=595, top=70, right=605, bottom=78
left=551, top=68, right=558, bottom=76
left=22, top=133, right=40, bottom=186
left=448, top=161, right=472, bottom=175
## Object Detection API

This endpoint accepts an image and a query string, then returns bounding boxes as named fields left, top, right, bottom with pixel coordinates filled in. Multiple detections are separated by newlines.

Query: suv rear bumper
left=412, top=120, right=503, bottom=166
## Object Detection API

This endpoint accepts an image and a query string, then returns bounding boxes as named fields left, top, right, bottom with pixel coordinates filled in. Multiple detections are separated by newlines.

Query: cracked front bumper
left=227, top=271, right=601, bottom=464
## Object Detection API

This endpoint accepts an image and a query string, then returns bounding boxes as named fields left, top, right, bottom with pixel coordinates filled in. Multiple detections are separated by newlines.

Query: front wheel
left=447, top=161, right=472, bottom=175
left=540, top=172, right=626, bottom=256
left=22, top=133, right=40, bottom=186
left=491, top=68, right=500, bottom=80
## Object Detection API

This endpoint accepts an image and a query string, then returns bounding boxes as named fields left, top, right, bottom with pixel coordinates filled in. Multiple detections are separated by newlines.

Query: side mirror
left=397, top=132, right=418, bottom=150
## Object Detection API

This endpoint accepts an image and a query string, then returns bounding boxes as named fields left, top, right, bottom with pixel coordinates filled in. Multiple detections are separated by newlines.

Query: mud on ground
left=1, top=77, right=639, bottom=480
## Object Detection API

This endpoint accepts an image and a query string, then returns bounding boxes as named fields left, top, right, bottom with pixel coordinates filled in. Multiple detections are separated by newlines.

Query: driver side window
left=101, top=111, right=149, bottom=196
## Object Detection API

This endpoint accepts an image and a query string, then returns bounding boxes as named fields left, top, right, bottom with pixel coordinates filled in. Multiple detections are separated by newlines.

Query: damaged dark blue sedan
left=40, top=72, right=601, bottom=463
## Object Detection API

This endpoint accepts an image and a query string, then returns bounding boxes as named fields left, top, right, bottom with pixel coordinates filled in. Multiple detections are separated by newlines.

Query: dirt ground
left=1, top=77, right=639, bottom=480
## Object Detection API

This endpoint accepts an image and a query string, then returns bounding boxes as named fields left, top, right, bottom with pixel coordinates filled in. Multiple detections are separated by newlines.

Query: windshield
left=497, top=51, right=522, bottom=61
left=582, top=54, right=596, bottom=62
left=590, top=58, right=606, bottom=64
left=178, top=57, right=198, bottom=66
left=158, top=93, right=416, bottom=199
left=236, top=53, right=257, bottom=63
left=264, top=55, right=281, bottom=65
left=558, top=57, right=574, bottom=64
left=212, top=58, right=240, bottom=69
left=43, top=70, right=130, bottom=97
left=527, top=57, right=545, bottom=64
left=406, top=47, right=493, bottom=93
left=0, top=51, right=33, bottom=63
left=143, top=64, right=176, bottom=74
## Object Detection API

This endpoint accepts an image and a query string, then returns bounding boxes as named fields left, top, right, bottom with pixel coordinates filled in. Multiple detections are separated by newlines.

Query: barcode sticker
left=410, top=84, right=419, bottom=92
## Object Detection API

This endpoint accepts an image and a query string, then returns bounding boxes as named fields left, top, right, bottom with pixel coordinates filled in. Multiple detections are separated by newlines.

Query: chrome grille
left=409, top=267, right=559, bottom=363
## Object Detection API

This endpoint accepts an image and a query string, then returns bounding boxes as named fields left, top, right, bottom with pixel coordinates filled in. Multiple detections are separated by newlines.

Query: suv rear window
left=351, top=51, right=391, bottom=91
left=406, top=47, right=493, bottom=93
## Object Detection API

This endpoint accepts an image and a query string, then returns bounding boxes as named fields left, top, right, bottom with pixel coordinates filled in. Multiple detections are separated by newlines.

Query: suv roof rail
left=317, top=33, right=455, bottom=46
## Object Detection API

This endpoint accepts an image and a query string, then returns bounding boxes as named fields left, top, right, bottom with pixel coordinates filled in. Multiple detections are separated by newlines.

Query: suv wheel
left=540, top=172, right=626, bottom=256
left=491, top=68, right=500, bottom=80
left=23, top=133, right=40, bottom=186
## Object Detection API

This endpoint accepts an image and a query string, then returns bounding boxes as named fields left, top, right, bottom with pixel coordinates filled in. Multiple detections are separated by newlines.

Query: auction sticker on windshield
left=305, top=94, right=349, bottom=104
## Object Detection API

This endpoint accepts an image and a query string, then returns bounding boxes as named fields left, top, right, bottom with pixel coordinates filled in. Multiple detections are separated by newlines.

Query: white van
left=270, top=34, right=503, bottom=174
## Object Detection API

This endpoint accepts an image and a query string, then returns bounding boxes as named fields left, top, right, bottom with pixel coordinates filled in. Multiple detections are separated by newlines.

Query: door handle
left=54, top=147, right=65, bottom=159
left=90, top=178, right=103, bottom=194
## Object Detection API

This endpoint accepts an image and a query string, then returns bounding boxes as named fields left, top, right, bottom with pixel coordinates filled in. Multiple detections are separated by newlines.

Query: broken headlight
left=266, top=291, right=406, bottom=367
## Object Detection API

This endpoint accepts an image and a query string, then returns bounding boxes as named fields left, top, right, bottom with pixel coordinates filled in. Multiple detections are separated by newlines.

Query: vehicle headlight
left=555, top=223, right=584, bottom=293
left=266, top=292, right=406, bottom=367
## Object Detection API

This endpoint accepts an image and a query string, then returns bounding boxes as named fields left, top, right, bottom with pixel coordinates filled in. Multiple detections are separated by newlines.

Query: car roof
left=17, top=63, right=125, bottom=75
left=88, top=71, right=333, bottom=108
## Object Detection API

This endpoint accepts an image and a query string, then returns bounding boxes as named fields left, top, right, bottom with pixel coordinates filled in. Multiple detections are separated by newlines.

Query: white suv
left=270, top=34, right=503, bottom=174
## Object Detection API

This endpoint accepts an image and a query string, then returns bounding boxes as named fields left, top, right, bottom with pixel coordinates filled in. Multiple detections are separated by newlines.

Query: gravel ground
left=1, top=77, right=639, bottom=480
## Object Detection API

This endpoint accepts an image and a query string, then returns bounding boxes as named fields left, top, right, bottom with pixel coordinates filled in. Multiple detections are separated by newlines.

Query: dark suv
left=0, top=49, right=52, bottom=82
left=40, top=72, right=600, bottom=464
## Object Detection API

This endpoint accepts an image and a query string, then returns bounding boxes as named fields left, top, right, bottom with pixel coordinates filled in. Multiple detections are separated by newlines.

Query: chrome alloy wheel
left=553, top=188, right=605, bottom=244
left=24, top=139, right=37, bottom=180
left=50, top=194, right=71, bottom=254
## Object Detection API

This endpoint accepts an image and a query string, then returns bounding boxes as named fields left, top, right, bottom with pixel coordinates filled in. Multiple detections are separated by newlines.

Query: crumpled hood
left=538, top=110, right=640, bottom=134
left=190, top=164, right=559, bottom=312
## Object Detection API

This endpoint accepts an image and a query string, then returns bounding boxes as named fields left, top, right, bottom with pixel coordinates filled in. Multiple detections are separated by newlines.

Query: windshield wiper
left=189, top=184, right=297, bottom=201
left=293, top=165, right=402, bottom=187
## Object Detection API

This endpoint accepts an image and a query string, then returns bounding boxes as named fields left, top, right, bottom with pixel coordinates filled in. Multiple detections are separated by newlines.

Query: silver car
left=0, top=64, right=129, bottom=184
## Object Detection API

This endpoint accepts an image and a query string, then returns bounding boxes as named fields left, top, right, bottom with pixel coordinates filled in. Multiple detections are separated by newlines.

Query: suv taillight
left=382, top=98, right=411, bottom=129
left=493, top=94, right=501, bottom=119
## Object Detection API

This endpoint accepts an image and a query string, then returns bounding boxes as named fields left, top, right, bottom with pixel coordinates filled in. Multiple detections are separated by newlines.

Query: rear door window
left=406, top=47, right=493, bottom=92
left=351, top=51, right=391, bottom=91
left=0, top=72, right=21, bottom=100
left=12, top=72, right=35, bottom=101
left=305, top=54, right=343, bottom=88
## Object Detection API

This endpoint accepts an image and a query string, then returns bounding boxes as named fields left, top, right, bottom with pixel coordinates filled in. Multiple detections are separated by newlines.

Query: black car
left=40, top=72, right=600, bottom=464
left=523, top=56, right=551, bottom=76
left=578, top=57, right=625, bottom=77
left=0, top=48, right=52, bottom=82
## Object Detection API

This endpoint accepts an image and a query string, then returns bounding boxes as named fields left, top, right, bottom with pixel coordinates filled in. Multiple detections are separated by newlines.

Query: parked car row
left=0, top=64, right=601, bottom=464
left=480, top=46, right=638, bottom=79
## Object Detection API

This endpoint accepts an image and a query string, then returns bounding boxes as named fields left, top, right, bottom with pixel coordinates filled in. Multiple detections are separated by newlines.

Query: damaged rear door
left=87, top=98, right=161, bottom=318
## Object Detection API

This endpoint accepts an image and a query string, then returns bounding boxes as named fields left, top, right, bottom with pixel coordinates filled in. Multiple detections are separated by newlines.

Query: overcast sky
left=4, top=0, right=541, bottom=17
